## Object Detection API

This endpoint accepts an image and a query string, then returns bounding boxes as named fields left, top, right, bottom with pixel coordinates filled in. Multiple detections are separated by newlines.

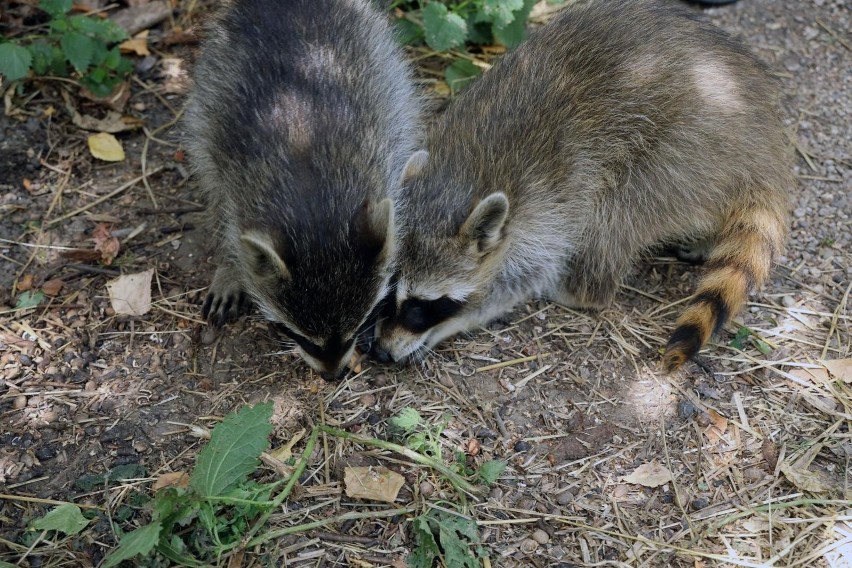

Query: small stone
left=489, top=487, right=503, bottom=500
left=13, top=395, right=27, bottom=410
left=520, top=539, right=539, bottom=553
left=359, top=393, right=376, bottom=407
left=691, top=497, right=710, bottom=511
left=781, top=295, right=796, bottom=308
left=743, top=467, right=765, bottom=482
left=514, top=440, right=532, bottom=452
left=556, top=491, right=574, bottom=506
left=678, top=400, right=697, bottom=419
left=437, top=374, right=454, bottom=388
left=531, top=529, right=550, bottom=545
left=19, top=354, right=32, bottom=366
left=419, top=481, right=434, bottom=497
left=372, top=374, right=388, bottom=387
left=517, top=498, right=536, bottom=511
left=201, top=328, right=216, bottom=345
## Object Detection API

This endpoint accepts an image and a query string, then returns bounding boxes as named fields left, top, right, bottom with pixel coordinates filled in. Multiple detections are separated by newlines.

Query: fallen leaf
left=22, top=178, right=33, bottom=192
left=703, top=409, right=729, bottom=444
left=42, top=279, right=64, bottom=296
left=152, top=471, right=189, bottom=491
left=780, top=462, right=832, bottom=493
left=106, top=269, right=154, bottom=316
left=120, top=31, right=150, bottom=56
left=344, top=466, right=405, bottom=503
left=42, top=105, right=55, bottom=117
left=73, top=110, right=143, bottom=133
left=88, top=132, right=125, bottom=162
left=92, top=224, right=121, bottom=265
left=621, top=461, right=673, bottom=488
left=16, top=274, right=33, bottom=292
left=824, top=359, right=852, bottom=384
left=268, top=429, right=306, bottom=462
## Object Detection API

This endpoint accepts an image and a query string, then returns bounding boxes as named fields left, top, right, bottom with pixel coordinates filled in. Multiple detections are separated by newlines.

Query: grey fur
left=185, top=0, right=421, bottom=376
left=378, top=0, right=792, bottom=362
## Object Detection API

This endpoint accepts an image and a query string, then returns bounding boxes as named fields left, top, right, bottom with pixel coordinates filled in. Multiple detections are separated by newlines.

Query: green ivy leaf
left=492, top=0, right=536, bottom=48
left=480, top=0, right=523, bottom=29
left=32, top=503, right=90, bottom=535
left=476, top=460, right=506, bottom=485
left=190, top=403, right=273, bottom=498
left=101, top=522, right=162, bottom=568
left=444, top=59, right=481, bottom=94
left=39, top=0, right=72, bottom=18
left=422, top=2, right=468, bottom=52
left=60, top=30, right=95, bottom=73
left=0, top=43, right=33, bottom=82
left=16, top=291, right=44, bottom=309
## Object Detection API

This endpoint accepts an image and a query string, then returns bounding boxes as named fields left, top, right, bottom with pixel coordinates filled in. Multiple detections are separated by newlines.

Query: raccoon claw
left=202, top=289, right=246, bottom=327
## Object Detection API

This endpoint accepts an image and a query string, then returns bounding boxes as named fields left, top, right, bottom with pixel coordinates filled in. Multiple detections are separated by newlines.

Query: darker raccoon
left=375, top=0, right=791, bottom=371
left=185, top=0, right=421, bottom=378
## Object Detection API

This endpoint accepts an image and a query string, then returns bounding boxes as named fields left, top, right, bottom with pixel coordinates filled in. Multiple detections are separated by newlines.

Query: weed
left=0, top=0, right=132, bottom=96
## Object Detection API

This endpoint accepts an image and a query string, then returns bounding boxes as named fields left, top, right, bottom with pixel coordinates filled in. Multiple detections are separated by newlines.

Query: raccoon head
left=240, top=198, right=395, bottom=378
left=376, top=157, right=510, bottom=362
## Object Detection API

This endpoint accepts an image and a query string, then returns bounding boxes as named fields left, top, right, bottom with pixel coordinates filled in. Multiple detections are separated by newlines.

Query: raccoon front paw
left=202, top=271, right=247, bottom=327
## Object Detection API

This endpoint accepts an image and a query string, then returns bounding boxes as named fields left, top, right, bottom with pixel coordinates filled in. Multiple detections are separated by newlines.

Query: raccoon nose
left=319, top=369, right=345, bottom=382
left=370, top=344, right=394, bottom=364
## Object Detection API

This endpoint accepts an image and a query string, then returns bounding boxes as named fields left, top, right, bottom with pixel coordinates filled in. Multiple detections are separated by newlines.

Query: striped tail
left=662, top=198, right=788, bottom=372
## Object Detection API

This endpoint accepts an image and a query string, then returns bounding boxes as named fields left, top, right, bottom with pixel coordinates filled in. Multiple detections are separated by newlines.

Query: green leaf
left=480, top=0, right=524, bottom=29
left=39, top=0, right=72, bottom=17
left=422, top=2, right=468, bottom=52
left=60, top=31, right=95, bottom=73
left=32, top=503, right=90, bottom=535
left=476, top=460, right=506, bottom=485
left=26, top=41, right=54, bottom=75
left=389, top=407, right=422, bottom=434
left=16, top=291, right=44, bottom=309
left=0, top=43, right=33, bottom=82
left=395, top=17, right=424, bottom=46
left=437, top=513, right=484, bottom=568
left=190, top=403, right=274, bottom=498
left=444, top=59, right=481, bottom=94
left=729, top=326, right=751, bottom=350
left=104, top=46, right=121, bottom=70
left=101, top=522, right=162, bottom=568
left=492, top=0, right=535, bottom=48
left=407, top=516, right=441, bottom=568
left=68, top=14, right=128, bottom=43
left=752, top=337, right=773, bottom=355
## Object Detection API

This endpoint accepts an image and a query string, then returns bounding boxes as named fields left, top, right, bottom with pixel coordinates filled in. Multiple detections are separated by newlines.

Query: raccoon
left=185, top=0, right=421, bottom=378
left=374, top=0, right=791, bottom=371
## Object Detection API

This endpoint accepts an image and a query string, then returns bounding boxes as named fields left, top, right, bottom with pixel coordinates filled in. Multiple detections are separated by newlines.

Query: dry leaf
left=88, top=132, right=125, bottom=162
left=110, top=1, right=171, bottom=36
left=22, top=178, right=33, bottom=192
left=92, top=224, right=121, bottom=265
left=824, top=359, right=852, bottom=384
left=152, top=471, right=189, bottom=491
left=703, top=408, right=729, bottom=444
left=42, top=279, right=64, bottom=296
left=17, top=274, right=33, bottom=292
left=106, top=269, right=154, bottom=316
left=622, top=461, right=673, bottom=488
left=344, top=466, right=405, bottom=503
left=269, top=429, right=306, bottom=462
left=120, top=31, right=150, bottom=56
left=780, top=462, right=832, bottom=493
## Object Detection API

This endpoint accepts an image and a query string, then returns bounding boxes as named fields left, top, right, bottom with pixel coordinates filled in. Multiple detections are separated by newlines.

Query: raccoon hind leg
left=669, top=237, right=715, bottom=265
left=202, top=263, right=249, bottom=327
left=555, top=239, right=638, bottom=310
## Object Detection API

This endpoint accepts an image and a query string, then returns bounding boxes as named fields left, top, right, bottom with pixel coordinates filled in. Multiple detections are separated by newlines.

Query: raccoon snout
left=370, top=344, right=394, bottom=364
left=319, top=369, right=346, bottom=382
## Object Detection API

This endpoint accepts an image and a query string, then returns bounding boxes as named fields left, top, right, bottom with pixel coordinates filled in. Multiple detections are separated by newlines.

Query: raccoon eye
left=398, top=296, right=465, bottom=333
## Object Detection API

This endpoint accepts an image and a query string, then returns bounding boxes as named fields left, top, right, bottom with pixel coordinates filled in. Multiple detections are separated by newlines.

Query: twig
left=46, top=167, right=164, bottom=226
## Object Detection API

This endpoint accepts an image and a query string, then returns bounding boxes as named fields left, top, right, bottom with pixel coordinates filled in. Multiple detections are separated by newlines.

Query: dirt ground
left=0, top=0, right=850, bottom=566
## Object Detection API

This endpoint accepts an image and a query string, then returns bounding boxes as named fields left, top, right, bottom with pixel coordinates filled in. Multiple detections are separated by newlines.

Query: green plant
left=0, top=0, right=132, bottom=96
left=408, top=510, right=486, bottom=568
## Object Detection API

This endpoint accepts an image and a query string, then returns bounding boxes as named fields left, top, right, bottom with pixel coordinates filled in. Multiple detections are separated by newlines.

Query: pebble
left=489, top=487, right=503, bottom=499
left=514, top=440, right=532, bottom=452
left=359, top=393, right=376, bottom=407
left=201, top=328, right=216, bottom=345
left=556, top=491, right=574, bottom=506
left=419, top=481, right=434, bottom=497
left=691, top=497, right=710, bottom=510
left=531, top=529, right=550, bottom=544
left=13, top=395, right=27, bottom=410
left=781, top=295, right=796, bottom=308
left=520, top=539, right=539, bottom=553
left=517, top=498, right=536, bottom=511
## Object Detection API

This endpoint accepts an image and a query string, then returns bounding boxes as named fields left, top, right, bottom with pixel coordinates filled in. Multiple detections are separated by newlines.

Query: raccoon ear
left=398, top=150, right=428, bottom=185
left=240, top=231, right=291, bottom=280
left=367, top=197, right=396, bottom=263
left=461, top=192, right=509, bottom=254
